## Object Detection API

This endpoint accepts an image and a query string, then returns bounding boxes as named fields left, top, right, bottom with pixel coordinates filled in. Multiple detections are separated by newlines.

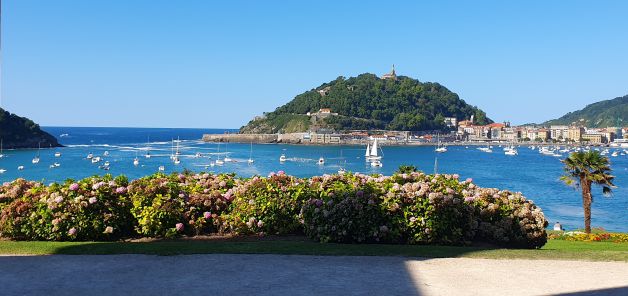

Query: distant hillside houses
left=455, top=120, right=626, bottom=144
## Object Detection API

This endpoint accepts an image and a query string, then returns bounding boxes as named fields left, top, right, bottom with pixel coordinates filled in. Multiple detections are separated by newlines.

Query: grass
left=0, top=238, right=627, bottom=261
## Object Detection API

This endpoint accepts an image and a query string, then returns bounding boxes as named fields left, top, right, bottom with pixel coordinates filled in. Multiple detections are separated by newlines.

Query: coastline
left=201, top=133, right=610, bottom=147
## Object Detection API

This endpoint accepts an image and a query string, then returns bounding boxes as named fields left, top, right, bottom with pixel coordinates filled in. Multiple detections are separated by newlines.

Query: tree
left=560, top=151, right=615, bottom=233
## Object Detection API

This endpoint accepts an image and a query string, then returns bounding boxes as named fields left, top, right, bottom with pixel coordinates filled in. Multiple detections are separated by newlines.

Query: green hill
left=240, top=73, right=491, bottom=133
left=0, top=108, right=61, bottom=149
left=544, top=94, right=627, bottom=127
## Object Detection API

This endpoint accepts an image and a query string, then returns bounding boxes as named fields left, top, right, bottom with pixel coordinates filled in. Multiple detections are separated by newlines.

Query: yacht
left=17, top=166, right=24, bottom=171
left=54, top=151, right=61, bottom=157
left=53, top=162, right=61, bottom=167
left=91, top=156, right=101, bottom=163
left=87, top=153, right=93, bottom=159
left=279, top=154, right=287, bottom=162
left=0, top=168, right=6, bottom=174
left=173, top=157, right=181, bottom=165
left=215, top=158, right=224, bottom=165
left=318, top=157, right=325, bottom=165
left=370, top=160, right=383, bottom=167
left=103, top=151, right=109, bottom=156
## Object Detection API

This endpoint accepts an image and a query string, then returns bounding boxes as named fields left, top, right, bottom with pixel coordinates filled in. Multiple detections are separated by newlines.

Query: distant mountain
left=0, top=108, right=61, bottom=149
left=544, top=95, right=627, bottom=127
left=240, top=72, right=491, bottom=133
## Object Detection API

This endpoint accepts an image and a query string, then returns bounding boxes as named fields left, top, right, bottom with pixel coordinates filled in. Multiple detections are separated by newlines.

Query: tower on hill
left=381, top=64, right=397, bottom=80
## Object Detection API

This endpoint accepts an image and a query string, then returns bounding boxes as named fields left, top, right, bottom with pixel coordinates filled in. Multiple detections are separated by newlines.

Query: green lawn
left=1, top=238, right=626, bottom=261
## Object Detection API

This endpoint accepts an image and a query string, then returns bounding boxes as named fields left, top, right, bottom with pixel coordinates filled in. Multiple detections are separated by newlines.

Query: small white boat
left=279, top=154, right=287, bottom=162
left=224, top=156, right=232, bottom=162
left=370, top=160, right=383, bottom=167
left=103, top=151, right=109, bottom=156
left=215, top=159, right=224, bottom=165
left=173, top=157, right=181, bottom=165
left=210, top=162, right=216, bottom=167
left=133, top=158, right=140, bottom=166
left=91, top=157, right=101, bottom=163
left=17, top=166, right=24, bottom=170
left=145, top=137, right=152, bottom=158
left=435, top=134, right=447, bottom=153
left=54, top=152, right=61, bottom=157
left=32, top=142, right=41, bottom=164
left=158, top=165, right=165, bottom=171
left=505, top=149, right=518, bottom=156
left=195, top=152, right=202, bottom=158
left=87, top=153, right=93, bottom=159
left=0, top=168, right=6, bottom=174
left=611, top=151, right=619, bottom=157
left=247, top=142, right=254, bottom=164
left=338, top=168, right=346, bottom=175
left=318, top=157, right=325, bottom=165
left=145, top=152, right=151, bottom=159
left=53, top=162, right=60, bottom=167
left=104, top=161, right=110, bottom=166
left=59, top=133, right=69, bottom=137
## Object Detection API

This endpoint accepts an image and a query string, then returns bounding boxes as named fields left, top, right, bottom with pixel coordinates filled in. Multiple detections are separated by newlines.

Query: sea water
left=0, top=126, right=626, bottom=232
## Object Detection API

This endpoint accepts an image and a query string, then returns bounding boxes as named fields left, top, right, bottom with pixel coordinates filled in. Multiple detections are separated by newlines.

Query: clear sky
left=1, top=0, right=627, bottom=128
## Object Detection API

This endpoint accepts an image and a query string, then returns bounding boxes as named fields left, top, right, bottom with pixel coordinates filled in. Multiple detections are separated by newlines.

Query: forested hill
left=240, top=73, right=491, bottom=133
left=0, top=108, right=61, bottom=149
left=544, top=94, right=627, bottom=128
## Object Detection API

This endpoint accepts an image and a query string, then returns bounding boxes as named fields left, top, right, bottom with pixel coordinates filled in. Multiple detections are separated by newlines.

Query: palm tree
left=561, top=151, right=615, bottom=233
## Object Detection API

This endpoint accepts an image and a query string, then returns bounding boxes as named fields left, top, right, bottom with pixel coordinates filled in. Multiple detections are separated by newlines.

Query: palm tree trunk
left=581, top=177, right=592, bottom=234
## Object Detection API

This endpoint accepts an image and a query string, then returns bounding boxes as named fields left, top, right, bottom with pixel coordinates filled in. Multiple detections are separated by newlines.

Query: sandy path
left=0, top=254, right=626, bottom=295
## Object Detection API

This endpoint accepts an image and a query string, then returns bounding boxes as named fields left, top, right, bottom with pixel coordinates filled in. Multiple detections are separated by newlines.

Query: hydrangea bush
left=0, top=171, right=548, bottom=248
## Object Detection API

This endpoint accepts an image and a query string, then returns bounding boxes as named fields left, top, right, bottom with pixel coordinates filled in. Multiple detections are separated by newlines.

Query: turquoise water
left=0, top=127, right=626, bottom=232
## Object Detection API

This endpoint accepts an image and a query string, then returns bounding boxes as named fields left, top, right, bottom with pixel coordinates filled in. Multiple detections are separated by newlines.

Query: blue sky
left=2, top=0, right=627, bottom=128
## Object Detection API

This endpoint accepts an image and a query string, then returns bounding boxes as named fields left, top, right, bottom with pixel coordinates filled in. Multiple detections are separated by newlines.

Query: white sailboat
left=364, top=143, right=370, bottom=160
left=215, top=142, right=224, bottom=165
left=32, top=142, right=41, bottom=164
left=366, top=139, right=382, bottom=161
left=0, top=139, right=5, bottom=158
left=435, top=134, right=447, bottom=153
left=223, top=142, right=232, bottom=162
left=247, top=142, right=254, bottom=164
left=173, top=138, right=181, bottom=164
left=145, top=136, right=152, bottom=158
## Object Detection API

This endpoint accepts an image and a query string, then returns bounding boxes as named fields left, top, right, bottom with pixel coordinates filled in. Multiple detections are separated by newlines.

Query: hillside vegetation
left=0, top=108, right=60, bottom=149
left=544, top=94, right=627, bottom=127
left=240, top=73, right=491, bottom=133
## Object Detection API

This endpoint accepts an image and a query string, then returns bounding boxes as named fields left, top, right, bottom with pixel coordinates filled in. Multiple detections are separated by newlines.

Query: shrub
left=0, top=171, right=549, bottom=248
left=224, top=171, right=312, bottom=235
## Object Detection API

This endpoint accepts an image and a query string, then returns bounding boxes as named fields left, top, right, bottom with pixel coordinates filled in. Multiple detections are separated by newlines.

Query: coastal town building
left=549, top=125, right=569, bottom=141
left=581, top=133, right=604, bottom=144
left=443, top=117, right=457, bottom=128
left=567, top=127, right=585, bottom=142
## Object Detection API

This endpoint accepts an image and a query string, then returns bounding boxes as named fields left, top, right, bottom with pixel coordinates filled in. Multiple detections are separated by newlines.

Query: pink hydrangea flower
left=115, top=187, right=127, bottom=194
left=277, top=170, right=285, bottom=175
left=257, top=220, right=264, bottom=228
left=175, top=223, right=184, bottom=232
left=54, top=196, right=64, bottom=203
left=203, top=212, right=212, bottom=219
left=69, top=183, right=80, bottom=191
left=68, top=227, right=77, bottom=236
left=88, top=197, right=97, bottom=204
left=466, top=178, right=473, bottom=183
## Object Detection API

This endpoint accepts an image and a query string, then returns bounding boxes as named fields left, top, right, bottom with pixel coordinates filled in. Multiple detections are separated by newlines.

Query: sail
left=365, top=144, right=370, bottom=156
left=370, top=139, right=378, bottom=157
